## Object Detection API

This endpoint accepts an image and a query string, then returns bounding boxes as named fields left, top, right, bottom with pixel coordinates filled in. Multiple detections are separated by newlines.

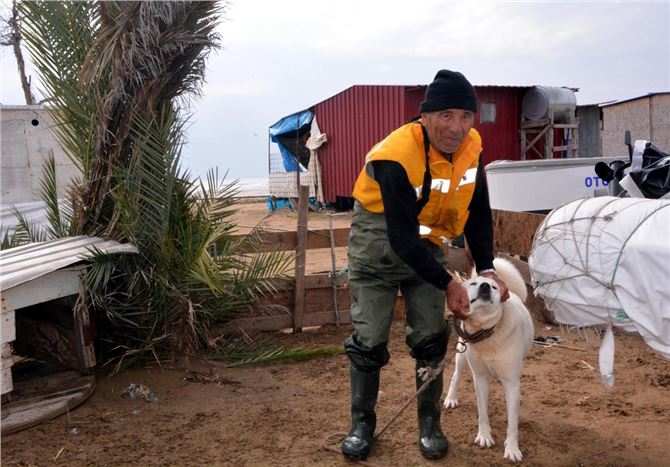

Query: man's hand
left=480, top=271, right=510, bottom=302
left=446, top=279, right=469, bottom=320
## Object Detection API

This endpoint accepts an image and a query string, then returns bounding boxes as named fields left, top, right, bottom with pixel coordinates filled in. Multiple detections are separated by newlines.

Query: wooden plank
left=303, top=273, right=347, bottom=289
left=265, top=274, right=347, bottom=292
left=492, top=210, right=546, bottom=257
left=226, top=311, right=350, bottom=332
left=1, top=310, right=16, bottom=344
left=328, top=215, right=341, bottom=325
left=235, top=228, right=350, bottom=252
left=1, top=343, right=13, bottom=368
left=520, top=118, right=550, bottom=129
left=1, top=343, right=14, bottom=395
left=1, top=267, right=83, bottom=312
left=545, top=124, right=553, bottom=159
left=1, top=345, right=14, bottom=395
left=293, top=185, right=310, bottom=333
left=74, top=299, right=96, bottom=370
left=225, top=296, right=406, bottom=332
left=528, top=124, right=551, bottom=156
left=1, top=367, right=12, bottom=395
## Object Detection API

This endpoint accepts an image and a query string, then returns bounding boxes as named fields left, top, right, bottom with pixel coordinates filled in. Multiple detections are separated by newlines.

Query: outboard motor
left=594, top=131, right=670, bottom=199
left=625, top=141, right=670, bottom=198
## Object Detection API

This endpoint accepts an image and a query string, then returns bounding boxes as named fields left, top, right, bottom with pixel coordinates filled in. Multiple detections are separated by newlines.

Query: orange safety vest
left=353, top=121, right=482, bottom=246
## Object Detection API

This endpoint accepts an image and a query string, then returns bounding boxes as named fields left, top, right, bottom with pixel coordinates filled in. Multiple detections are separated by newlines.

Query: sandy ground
left=2, top=202, right=669, bottom=466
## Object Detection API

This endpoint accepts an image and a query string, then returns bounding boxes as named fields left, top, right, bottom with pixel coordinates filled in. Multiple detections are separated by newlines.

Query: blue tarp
left=269, top=110, right=314, bottom=172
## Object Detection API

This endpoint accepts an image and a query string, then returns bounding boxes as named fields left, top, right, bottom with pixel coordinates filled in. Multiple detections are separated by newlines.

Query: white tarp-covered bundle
left=529, top=196, right=670, bottom=385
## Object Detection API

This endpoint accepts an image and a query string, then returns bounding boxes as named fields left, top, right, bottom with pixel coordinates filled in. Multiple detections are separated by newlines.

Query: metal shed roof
left=599, top=92, right=670, bottom=107
left=0, top=236, right=137, bottom=291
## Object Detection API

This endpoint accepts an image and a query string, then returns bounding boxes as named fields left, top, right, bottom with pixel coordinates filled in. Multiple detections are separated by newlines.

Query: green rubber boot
left=341, top=365, right=379, bottom=460
left=416, top=359, right=448, bottom=459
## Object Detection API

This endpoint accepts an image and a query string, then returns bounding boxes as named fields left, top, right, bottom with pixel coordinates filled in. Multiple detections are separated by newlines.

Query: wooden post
left=328, top=214, right=340, bottom=327
left=293, top=184, right=309, bottom=333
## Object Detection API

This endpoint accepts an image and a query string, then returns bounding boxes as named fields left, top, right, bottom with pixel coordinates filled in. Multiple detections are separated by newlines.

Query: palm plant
left=0, top=155, right=73, bottom=248
left=17, top=1, right=296, bottom=364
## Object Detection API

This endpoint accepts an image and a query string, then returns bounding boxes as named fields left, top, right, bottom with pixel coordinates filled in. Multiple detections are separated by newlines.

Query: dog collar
left=452, top=317, right=496, bottom=344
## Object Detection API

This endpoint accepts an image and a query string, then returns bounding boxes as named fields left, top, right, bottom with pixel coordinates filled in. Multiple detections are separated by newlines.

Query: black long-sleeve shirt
left=369, top=156, right=494, bottom=290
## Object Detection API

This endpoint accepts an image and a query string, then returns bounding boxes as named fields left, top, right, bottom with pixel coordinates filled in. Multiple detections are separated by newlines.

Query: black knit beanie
left=419, top=70, right=478, bottom=113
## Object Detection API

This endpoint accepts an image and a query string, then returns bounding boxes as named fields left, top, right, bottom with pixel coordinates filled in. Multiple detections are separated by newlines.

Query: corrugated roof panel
left=0, top=236, right=138, bottom=291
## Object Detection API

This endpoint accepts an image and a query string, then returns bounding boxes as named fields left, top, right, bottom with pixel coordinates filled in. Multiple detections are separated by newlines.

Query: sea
left=235, top=177, right=269, bottom=197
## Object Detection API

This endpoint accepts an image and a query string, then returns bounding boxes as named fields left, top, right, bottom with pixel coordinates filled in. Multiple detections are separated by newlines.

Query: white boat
left=485, top=156, right=620, bottom=212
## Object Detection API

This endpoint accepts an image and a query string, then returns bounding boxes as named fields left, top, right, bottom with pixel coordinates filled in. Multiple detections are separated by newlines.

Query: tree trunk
left=9, top=0, right=35, bottom=105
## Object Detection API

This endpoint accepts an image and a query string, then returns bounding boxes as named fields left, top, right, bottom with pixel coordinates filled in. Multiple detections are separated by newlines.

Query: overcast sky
left=2, top=1, right=669, bottom=181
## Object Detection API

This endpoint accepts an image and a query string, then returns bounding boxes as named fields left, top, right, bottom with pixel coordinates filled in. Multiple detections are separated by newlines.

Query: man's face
left=420, top=108, right=475, bottom=156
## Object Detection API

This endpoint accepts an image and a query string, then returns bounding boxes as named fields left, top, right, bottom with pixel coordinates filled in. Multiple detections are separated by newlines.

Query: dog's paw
left=474, top=430, right=495, bottom=448
left=443, top=396, right=459, bottom=410
left=503, top=445, right=523, bottom=463
left=504, top=438, right=523, bottom=462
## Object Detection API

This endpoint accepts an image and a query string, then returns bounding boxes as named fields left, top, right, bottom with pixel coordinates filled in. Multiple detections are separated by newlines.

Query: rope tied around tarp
left=530, top=197, right=670, bottom=386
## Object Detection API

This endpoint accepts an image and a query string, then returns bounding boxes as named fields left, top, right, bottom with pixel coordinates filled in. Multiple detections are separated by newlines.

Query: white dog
left=444, top=257, right=534, bottom=462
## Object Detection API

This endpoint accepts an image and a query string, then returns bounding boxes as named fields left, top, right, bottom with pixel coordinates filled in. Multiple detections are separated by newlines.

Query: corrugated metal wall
left=309, top=85, right=529, bottom=202
left=316, top=86, right=408, bottom=203
left=473, top=87, right=526, bottom=165
left=577, top=105, right=602, bottom=158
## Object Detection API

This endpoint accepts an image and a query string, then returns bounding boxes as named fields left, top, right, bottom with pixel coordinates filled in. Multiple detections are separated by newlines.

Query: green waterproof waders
left=341, top=366, right=380, bottom=459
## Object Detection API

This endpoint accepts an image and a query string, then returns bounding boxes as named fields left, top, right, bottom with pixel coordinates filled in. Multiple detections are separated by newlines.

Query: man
left=341, top=69, right=509, bottom=460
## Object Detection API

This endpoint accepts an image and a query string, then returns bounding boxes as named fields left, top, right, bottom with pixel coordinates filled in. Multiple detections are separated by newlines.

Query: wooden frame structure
left=225, top=208, right=548, bottom=333
left=520, top=116, right=580, bottom=160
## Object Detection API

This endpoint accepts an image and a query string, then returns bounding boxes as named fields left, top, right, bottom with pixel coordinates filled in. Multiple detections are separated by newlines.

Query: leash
left=373, top=352, right=448, bottom=439
left=321, top=350, right=451, bottom=461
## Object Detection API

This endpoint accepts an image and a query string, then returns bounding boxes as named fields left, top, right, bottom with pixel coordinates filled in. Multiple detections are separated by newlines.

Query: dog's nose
left=478, top=282, right=491, bottom=300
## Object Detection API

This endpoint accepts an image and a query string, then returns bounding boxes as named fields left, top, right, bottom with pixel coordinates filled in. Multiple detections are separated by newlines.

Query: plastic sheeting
left=269, top=110, right=314, bottom=172
left=529, top=197, right=670, bottom=369
left=305, top=116, right=327, bottom=202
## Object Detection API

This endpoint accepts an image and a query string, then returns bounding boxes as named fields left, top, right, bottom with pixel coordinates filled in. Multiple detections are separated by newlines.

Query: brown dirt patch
left=2, top=203, right=669, bottom=466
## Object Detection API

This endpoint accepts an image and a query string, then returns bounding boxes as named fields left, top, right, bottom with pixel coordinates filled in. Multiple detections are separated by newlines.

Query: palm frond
left=0, top=227, right=25, bottom=250
left=7, top=205, right=47, bottom=245
left=211, top=333, right=344, bottom=367
left=39, top=152, right=72, bottom=238
left=235, top=250, right=295, bottom=295
left=19, top=0, right=101, bottom=179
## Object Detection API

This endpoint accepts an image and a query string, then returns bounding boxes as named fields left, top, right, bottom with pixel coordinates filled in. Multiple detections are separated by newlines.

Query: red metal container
left=473, top=86, right=527, bottom=165
left=304, top=84, right=533, bottom=203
